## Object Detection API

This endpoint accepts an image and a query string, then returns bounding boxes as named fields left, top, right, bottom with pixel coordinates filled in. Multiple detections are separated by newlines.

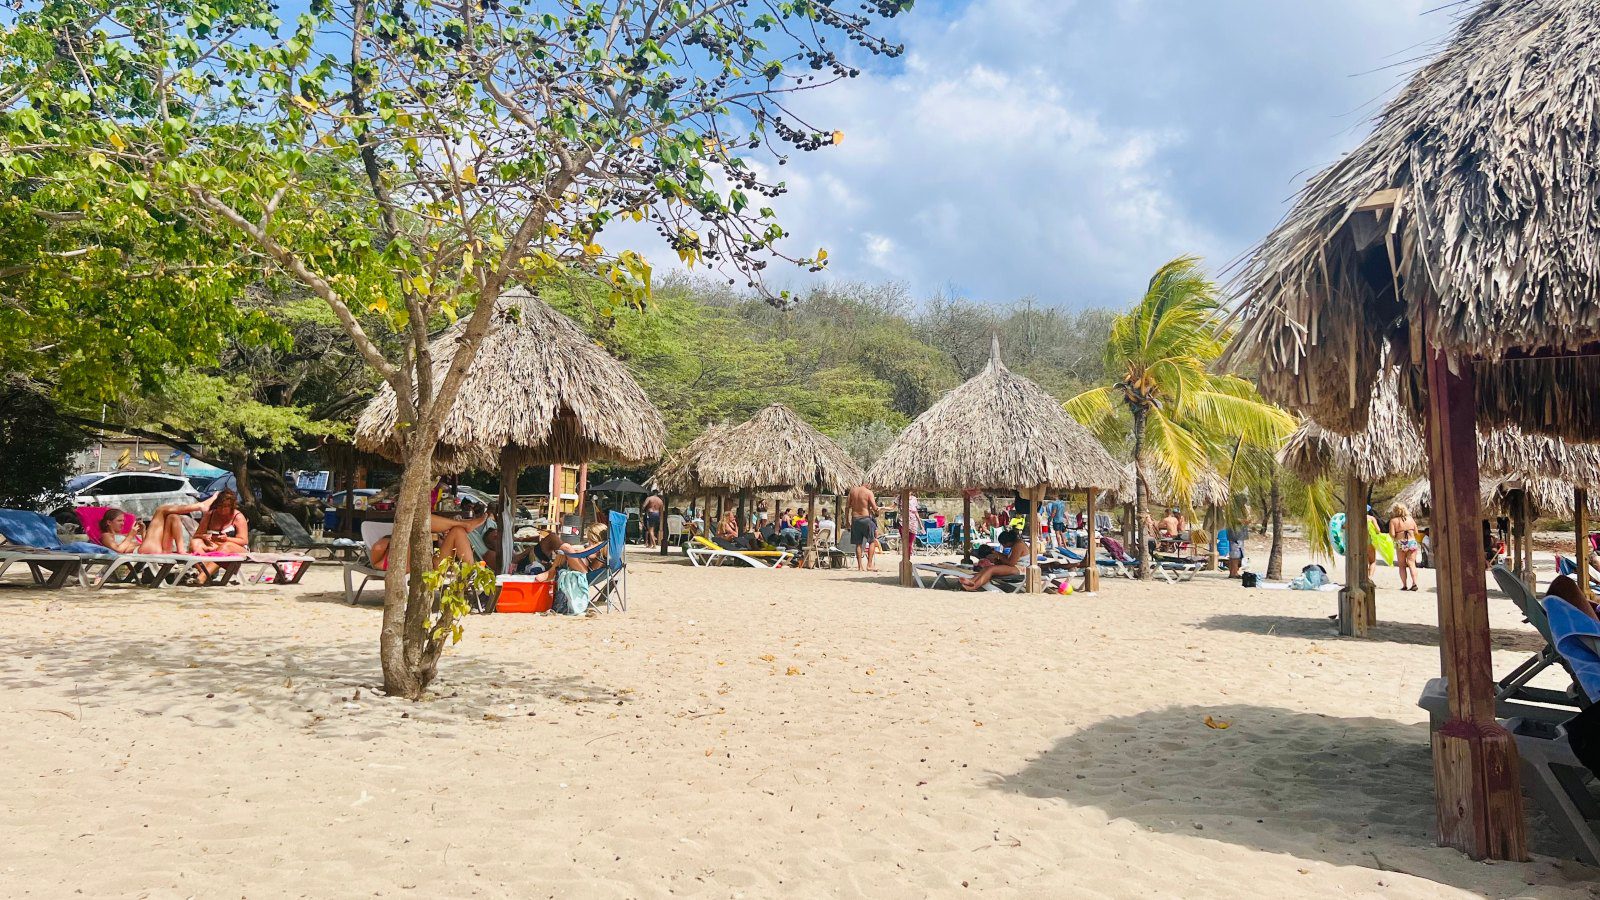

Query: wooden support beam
left=1085, top=488, right=1100, bottom=593
left=803, top=492, right=818, bottom=569
left=1204, top=506, right=1219, bottom=571
left=659, top=492, right=671, bottom=557
left=1578, top=489, right=1591, bottom=607
left=961, top=493, right=973, bottom=564
left=1422, top=348, right=1527, bottom=862
left=898, top=490, right=914, bottom=587
left=1024, top=486, right=1044, bottom=594
left=1339, top=471, right=1371, bottom=638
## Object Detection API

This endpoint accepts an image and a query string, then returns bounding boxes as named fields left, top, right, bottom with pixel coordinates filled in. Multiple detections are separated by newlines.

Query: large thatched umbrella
left=1226, top=0, right=1600, bottom=859
left=356, top=288, right=666, bottom=572
left=686, top=404, right=866, bottom=566
left=869, top=337, right=1122, bottom=592
left=1103, top=462, right=1232, bottom=568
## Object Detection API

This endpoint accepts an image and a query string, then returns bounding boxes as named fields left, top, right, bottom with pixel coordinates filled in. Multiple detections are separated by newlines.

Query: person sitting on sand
left=368, top=509, right=490, bottom=569
left=532, top=523, right=608, bottom=582
left=959, top=529, right=1030, bottom=592
left=100, top=493, right=222, bottom=556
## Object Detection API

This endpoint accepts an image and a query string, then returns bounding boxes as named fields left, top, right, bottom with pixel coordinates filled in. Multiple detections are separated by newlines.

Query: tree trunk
left=1131, top=405, right=1150, bottom=580
left=379, top=452, right=443, bottom=700
left=1267, top=460, right=1284, bottom=581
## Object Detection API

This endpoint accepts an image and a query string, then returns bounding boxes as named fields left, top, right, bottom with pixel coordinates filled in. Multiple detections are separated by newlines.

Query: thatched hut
left=869, top=337, right=1122, bottom=592
left=356, top=288, right=666, bottom=571
left=1226, top=0, right=1600, bottom=860
left=697, top=404, right=865, bottom=566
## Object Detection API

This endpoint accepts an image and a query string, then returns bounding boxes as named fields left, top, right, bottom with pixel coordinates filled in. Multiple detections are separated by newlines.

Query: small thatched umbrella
left=1225, top=0, right=1600, bottom=858
left=356, top=288, right=666, bottom=572
left=688, top=404, right=866, bottom=567
left=1103, top=462, right=1232, bottom=569
left=869, top=337, right=1123, bottom=592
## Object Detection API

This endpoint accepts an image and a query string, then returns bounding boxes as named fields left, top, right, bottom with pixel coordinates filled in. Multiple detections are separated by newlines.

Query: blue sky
left=676, top=0, right=1453, bottom=309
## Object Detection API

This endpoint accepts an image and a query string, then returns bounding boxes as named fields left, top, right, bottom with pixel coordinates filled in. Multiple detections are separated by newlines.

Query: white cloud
left=616, top=0, right=1449, bottom=308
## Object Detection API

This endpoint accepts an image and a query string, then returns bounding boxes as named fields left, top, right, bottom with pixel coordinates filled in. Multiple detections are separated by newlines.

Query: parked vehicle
left=58, top=471, right=200, bottom=519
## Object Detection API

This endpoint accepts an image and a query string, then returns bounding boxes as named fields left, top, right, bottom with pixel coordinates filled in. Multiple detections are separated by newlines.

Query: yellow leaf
left=292, top=95, right=317, bottom=112
left=461, top=249, right=475, bottom=273
left=461, top=165, right=477, bottom=185
left=831, top=130, right=844, bottom=145
left=785, top=667, right=801, bottom=676
left=628, top=136, right=643, bottom=149
left=816, top=248, right=828, bottom=262
left=583, top=242, right=603, bottom=257
left=107, top=131, right=126, bottom=152
left=1203, top=715, right=1230, bottom=730
left=758, top=654, right=775, bottom=662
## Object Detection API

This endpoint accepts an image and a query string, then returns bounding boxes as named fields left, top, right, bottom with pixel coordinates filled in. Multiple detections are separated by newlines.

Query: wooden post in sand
left=1577, top=489, right=1591, bottom=607
left=1339, top=471, right=1372, bottom=638
left=1422, top=344, right=1526, bottom=861
left=961, top=492, right=973, bottom=564
left=1085, top=488, right=1100, bottom=593
left=803, top=492, right=818, bottom=568
left=898, top=490, right=914, bottom=587
left=659, top=492, right=671, bottom=557
left=1024, top=486, right=1043, bottom=593
left=1204, top=506, right=1219, bottom=571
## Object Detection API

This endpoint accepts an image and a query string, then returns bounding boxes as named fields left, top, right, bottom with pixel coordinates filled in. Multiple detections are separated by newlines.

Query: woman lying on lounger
left=368, top=510, right=490, bottom=569
left=99, top=493, right=222, bottom=555
left=959, top=529, right=1030, bottom=591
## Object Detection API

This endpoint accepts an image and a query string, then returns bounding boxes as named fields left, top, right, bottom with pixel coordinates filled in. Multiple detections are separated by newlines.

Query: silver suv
left=61, top=471, right=201, bottom=518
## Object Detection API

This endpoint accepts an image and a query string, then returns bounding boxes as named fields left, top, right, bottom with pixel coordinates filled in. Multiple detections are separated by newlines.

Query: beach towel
left=1545, top=596, right=1600, bottom=702
left=0, top=508, right=111, bottom=555
left=555, top=568, right=590, bottom=616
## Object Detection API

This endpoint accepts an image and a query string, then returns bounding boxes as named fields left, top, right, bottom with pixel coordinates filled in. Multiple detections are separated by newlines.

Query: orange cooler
left=495, top=576, right=553, bottom=613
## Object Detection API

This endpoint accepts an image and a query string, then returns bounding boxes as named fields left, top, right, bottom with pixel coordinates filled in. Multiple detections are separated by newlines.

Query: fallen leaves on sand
left=1203, top=715, right=1230, bottom=729
left=759, top=654, right=775, bottom=662
left=785, top=667, right=802, bottom=676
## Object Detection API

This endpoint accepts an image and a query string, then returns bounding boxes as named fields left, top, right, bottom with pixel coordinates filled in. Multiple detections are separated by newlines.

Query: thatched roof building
left=1227, top=0, right=1600, bottom=440
left=1103, top=462, right=1230, bottom=511
left=869, top=338, right=1121, bottom=493
left=355, top=289, right=665, bottom=473
left=1392, top=474, right=1600, bottom=519
left=690, top=404, right=866, bottom=494
left=649, top=424, right=732, bottom=496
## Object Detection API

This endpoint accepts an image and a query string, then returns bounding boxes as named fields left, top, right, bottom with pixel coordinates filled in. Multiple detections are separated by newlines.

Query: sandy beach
left=2, top=546, right=1596, bottom=898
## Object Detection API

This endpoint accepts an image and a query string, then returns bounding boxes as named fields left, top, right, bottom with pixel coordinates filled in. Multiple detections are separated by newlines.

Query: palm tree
left=1066, top=256, right=1292, bottom=579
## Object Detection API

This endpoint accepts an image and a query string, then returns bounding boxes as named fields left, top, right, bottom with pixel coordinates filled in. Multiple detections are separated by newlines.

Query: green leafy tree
left=1066, top=257, right=1293, bottom=579
left=0, top=385, right=90, bottom=509
left=2, top=0, right=910, bottom=697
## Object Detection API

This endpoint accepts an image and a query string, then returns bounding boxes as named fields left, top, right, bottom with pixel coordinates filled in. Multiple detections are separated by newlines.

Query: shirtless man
left=642, top=492, right=665, bottom=548
left=847, top=484, right=880, bottom=572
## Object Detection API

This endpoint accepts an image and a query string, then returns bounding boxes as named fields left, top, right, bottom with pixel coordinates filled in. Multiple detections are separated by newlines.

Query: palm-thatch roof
left=1227, top=0, right=1600, bottom=440
left=356, top=288, right=665, bottom=473
left=1392, top=474, right=1600, bottom=518
left=681, top=404, right=866, bottom=494
left=649, top=424, right=732, bottom=496
left=1278, top=369, right=1600, bottom=488
left=868, top=337, right=1122, bottom=493
left=1102, top=462, right=1231, bottom=510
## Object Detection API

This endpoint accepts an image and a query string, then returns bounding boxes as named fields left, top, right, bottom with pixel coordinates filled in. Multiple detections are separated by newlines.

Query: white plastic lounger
left=686, top=544, right=793, bottom=568
left=0, top=549, right=84, bottom=587
left=343, top=521, right=393, bottom=604
left=243, top=552, right=316, bottom=585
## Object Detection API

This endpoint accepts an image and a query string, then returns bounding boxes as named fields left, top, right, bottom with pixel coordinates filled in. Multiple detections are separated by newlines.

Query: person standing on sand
left=847, top=484, right=880, bottom=572
left=1389, top=503, right=1421, bottom=591
left=642, top=492, right=665, bottom=548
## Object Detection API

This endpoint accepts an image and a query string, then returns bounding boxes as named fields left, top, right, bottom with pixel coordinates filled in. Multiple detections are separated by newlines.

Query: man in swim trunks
left=847, top=483, right=880, bottom=572
left=642, top=492, right=665, bottom=548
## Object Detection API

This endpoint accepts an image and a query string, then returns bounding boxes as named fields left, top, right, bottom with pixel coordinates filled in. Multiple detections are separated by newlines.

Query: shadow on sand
left=1197, top=613, right=1545, bottom=653
left=992, top=703, right=1579, bottom=888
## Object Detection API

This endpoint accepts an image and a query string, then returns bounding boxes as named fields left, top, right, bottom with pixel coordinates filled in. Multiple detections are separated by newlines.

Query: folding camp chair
left=587, top=510, right=628, bottom=613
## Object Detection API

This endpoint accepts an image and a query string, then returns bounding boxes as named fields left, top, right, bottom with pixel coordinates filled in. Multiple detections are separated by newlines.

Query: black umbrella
left=591, top=478, right=649, bottom=494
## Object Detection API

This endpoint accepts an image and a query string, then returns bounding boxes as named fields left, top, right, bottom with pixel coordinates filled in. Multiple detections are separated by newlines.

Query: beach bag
left=1241, top=572, right=1258, bottom=588
left=554, top=569, right=590, bottom=616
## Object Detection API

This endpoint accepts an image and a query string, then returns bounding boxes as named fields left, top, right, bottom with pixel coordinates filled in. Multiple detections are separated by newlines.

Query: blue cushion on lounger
left=1545, top=596, right=1600, bottom=703
left=0, top=508, right=112, bottom=555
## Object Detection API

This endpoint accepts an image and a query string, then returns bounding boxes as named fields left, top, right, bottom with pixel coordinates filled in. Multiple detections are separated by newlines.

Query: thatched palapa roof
left=1227, top=0, right=1600, bottom=440
left=687, top=404, right=866, bottom=494
left=356, top=288, right=666, bottom=473
left=1102, top=463, right=1231, bottom=511
left=868, top=337, right=1122, bottom=493
left=1277, top=368, right=1600, bottom=489
left=1392, top=475, right=1600, bottom=519
left=649, top=424, right=732, bottom=496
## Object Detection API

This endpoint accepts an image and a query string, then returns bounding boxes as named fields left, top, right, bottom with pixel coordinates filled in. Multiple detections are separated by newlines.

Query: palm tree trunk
left=1131, top=404, right=1150, bottom=580
left=1267, top=459, right=1284, bottom=581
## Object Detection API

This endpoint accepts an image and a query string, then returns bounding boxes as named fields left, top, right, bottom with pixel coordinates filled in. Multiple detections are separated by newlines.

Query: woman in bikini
left=959, top=529, right=1030, bottom=591
left=1389, top=502, right=1421, bottom=592
left=191, top=490, right=249, bottom=555
left=99, top=493, right=220, bottom=555
left=368, top=510, right=489, bottom=570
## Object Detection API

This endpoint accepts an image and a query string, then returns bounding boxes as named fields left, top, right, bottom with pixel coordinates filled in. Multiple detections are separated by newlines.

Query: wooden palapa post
left=1422, top=347, right=1527, bottom=861
left=1024, top=486, right=1043, bottom=593
left=1203, top=506, right=1219, bottom=571
left=659, top=492, right=671, bottom=557
left=898, top=490, right=914, bottom=587
left=1577, top=489, right=1591, bottom=606
left=1085, top=488, right=1100, bottom=593
left=803, top=491, right=818, bottom=568
left=961, top=492, right=973, bottom=564
left=1339, top=470, right=1372, bottom=638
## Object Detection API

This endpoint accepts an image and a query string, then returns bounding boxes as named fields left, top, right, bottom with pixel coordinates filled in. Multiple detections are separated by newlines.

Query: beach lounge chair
left=73, top=506, right=247, bottom=588
left=343, top=521, right=393, bottom=604
left=1489, top=565, right=1586, bottom=711
left=685, top=535, right=795, bottom=569
left=0, top=508, right=180, bottom=589
left=268, top=510, right=361, bottom=559
left=1557, top=555, right=1600, bottom=594
left=665, top=514, right=686, bottom=547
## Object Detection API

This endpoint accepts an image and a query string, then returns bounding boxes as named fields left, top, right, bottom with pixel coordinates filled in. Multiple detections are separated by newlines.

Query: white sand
left=1, top=546, right=1596, bottom=898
